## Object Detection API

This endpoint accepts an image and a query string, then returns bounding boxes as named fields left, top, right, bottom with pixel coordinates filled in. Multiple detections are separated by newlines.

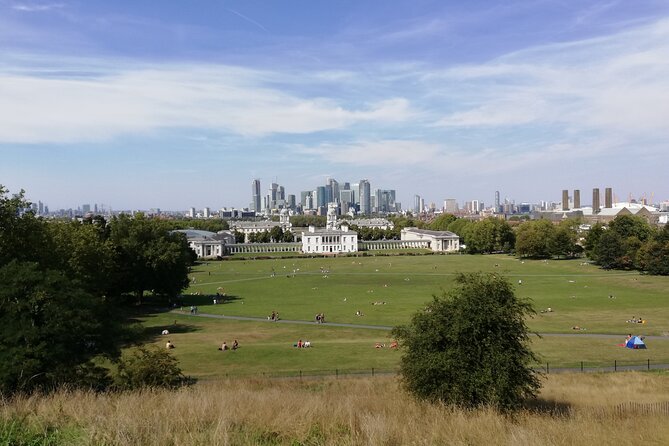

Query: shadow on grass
left=522, top=397, right=572, bottom=416
left=177, top=294, right=243, bottom=307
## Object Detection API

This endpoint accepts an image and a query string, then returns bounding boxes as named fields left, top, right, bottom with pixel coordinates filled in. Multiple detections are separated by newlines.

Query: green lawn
left=135, top=254, right=669, bottom=378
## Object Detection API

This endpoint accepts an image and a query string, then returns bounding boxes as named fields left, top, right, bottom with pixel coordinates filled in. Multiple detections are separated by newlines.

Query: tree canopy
left=0, top=185, right=194, bottom=395
left=392, top=273, right=541, bottom=411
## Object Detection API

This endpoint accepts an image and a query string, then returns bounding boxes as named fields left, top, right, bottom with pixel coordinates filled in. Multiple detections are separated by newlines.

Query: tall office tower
left=82, top=204, right=91, bottom=214
left=573, top=190, right=581, bottom=209
left=287, top=194, right=296, bottom=209
left=374, top=189, right=381, bottom=213
left=305, top=194, right=314, bottom=210
left=562, top=190, right=569, bottom=211
left=413, top=195, right=421, bottom=214
left=359, top=179, right=371, bottom=214
left=605, top=187, right=613, bottom=208
left=278, top=186, right=285, bottom=201
left=342, top=182, right=350, bottom=190
left=188, top=207, right=196, bottom=218
left=444, top=198, right=458, bottom=214
left=316, top=186, right=327, bottom=208
left=300, top=191, right=312, bottom=208
left=325, top=184, right=333, bottom=204
left=592, top=188, right=600, bottom=213
left=203, top=207, right=211, bottom=218
left=495, top=191, right=500, bottom=213
left=340, top=189, right=354, bottom=207
left=471, top=199, right=480, bottom=214
left=252, top=179, right=261, bottom=213
left=328, top=178, right=340, bottom=203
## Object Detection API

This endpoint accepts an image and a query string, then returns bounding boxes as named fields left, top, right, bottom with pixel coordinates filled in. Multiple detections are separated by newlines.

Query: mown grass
left=185, top=255, right=669, bottom=334
left=127, top=254, right=669, bottom=378
left=2, top=373, right=669, bottom=445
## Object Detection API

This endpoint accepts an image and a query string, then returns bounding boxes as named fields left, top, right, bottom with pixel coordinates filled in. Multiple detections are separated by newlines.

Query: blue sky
left=1, top=0, right=668, bottom=210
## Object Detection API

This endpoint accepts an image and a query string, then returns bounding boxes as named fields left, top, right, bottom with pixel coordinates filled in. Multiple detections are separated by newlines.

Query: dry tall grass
left=2, top=373, right=669, bottom=445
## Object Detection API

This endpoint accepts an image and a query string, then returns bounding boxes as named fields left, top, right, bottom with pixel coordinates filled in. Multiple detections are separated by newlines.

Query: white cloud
left=12, top=2, right=64, bottom=12
left=431, top=18, right=669, bottom=138
left=0, top=64, right=415, bottom=143
left=297, top=140, right=441, bottom=166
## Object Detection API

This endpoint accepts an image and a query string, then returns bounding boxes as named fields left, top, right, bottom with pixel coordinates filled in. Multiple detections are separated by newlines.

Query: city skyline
left=2, top=1, right=669, bottom=209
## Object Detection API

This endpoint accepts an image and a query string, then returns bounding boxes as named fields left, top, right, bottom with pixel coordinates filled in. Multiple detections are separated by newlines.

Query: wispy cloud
left=12, top=2, right=64, bottom=12
left=0, top=63, right=415, bottom=143
left=227, top=8, right=268, bottom=33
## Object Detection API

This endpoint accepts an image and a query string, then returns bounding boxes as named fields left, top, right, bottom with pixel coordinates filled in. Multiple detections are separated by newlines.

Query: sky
left=1, top=0, right=668, bottom=211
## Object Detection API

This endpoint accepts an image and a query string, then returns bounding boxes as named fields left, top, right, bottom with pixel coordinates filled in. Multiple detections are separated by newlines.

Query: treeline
left=584, top=215, right=669, bottom=274
left=0, top=187, right=195, bottom=395
left=246, top=227, right=295, bottom=243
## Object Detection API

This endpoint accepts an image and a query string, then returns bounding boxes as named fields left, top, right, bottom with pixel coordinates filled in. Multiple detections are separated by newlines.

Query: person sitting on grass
left=232, top=340, right=239, bottom=350
left=218, top=342, right=228, bottom=351
left=166, top=340, right=175, bottom=349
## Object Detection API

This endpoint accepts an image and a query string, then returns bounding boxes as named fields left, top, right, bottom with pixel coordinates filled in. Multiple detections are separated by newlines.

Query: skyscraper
left=605, top=187, right=613, bottom=208
left=573, top=190, right=581, bottom=209
left=359, top=180, right=371, bottom=214
left=562, top=190, right=569, bottom=211
left=592, top=188, right=600, bottom=213
left=413, top=194, right=421, bottom=214
left=495, top=191, right=500, bottom=213
left=252, top=179, right=261, bottom=213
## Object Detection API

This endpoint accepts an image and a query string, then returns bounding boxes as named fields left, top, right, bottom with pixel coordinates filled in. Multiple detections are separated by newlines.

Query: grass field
left=134, top=254, right=669, bottom=379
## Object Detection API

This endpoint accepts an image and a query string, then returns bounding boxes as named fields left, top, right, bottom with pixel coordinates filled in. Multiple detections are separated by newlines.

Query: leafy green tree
left=515, top=220, right=551, bottom=258
left=608, top=215, right=654, bottom=242
left=466, top=217, right=514, bottom=253
left=637, top=240, right=669, bottom=275
left=269, top=226, right=284, bottom=242
left=429, top=214, right=457, bottom=231
left=392, top=273, right=541, bottom=411
left=233, top=230, right=245, bottom=243
left=594, top=230, right=626, bottom=269
left=114, top=347, right=187, bottom=390
left=0, top=261, right=120, bottom=393
left=583, top=223, right=605, bottom=261
left=109, top=214, right=192, bottom=303
left=283, top=230, right=295, bottom=242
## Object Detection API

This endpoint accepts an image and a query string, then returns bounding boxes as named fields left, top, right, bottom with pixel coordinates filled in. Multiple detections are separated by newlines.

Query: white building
left=230, top=210, right=292, bottom=242
left=172, top=229, right=235, bottom=259
left=347, top=218, right=394, bottom=230
left=301, top=203, right=358, bottom=254
left=400, top=227, right=460, bottom=252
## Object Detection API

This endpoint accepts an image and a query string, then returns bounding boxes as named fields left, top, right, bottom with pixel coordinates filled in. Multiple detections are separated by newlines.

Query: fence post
left=336, top=369, right=338, bottom=379
left=614, top=360, right=617, bottom=372
left=581, top=361, right=583, bottom=372
left=648, top=359, right=650, bottom=370
left=546, top=363, right=549, bottom=374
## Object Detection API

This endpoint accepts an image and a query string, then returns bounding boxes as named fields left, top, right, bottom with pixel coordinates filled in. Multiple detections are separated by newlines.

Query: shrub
left=114, top=347, right=189, bottom=390
left=392, top=272, right=541, bottom=411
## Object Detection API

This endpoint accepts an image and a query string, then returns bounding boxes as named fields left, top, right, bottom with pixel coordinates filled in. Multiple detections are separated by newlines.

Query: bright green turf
left=134, top=254, right=669, bottom=378
left=184, top=255, right=669, bottom=335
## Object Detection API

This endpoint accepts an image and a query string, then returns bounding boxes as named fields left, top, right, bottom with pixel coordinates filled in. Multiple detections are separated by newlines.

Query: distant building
left=400, top=228, right=460, bottom=252
left=172, top=229, right=235, bottom=259
left=230, top=211, right=291, bottom=242
left=301, top=204, right=358, bottom=254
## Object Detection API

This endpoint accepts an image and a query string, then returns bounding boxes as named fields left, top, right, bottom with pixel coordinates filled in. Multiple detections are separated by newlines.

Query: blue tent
left=625, top=336, right=647, bottom=349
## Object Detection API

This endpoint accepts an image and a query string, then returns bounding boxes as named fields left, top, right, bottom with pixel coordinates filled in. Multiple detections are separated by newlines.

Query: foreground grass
left=2, top=373, right=669, bottom=445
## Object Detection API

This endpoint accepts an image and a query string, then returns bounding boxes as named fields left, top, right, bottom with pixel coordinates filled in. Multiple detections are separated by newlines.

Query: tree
left=0, top=261, right=121, bottom=393
left=269, top=225, right=284, bottom=242
left=114, top=347, right=187, bottom=390
left=515, top=220, right=555, bottom=258
left=466, top=217, right=514, bottom=253
left=109, top=214, right=192, bottom=303
left=608, top=215, right=654, bottom=242
left=392, top=273, right=541, bottom=411
left=429, top=214, right=457, bottom=231
left=637, top=239, right=669, bottom=275
left=594, top=230, right=626, bottom=269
